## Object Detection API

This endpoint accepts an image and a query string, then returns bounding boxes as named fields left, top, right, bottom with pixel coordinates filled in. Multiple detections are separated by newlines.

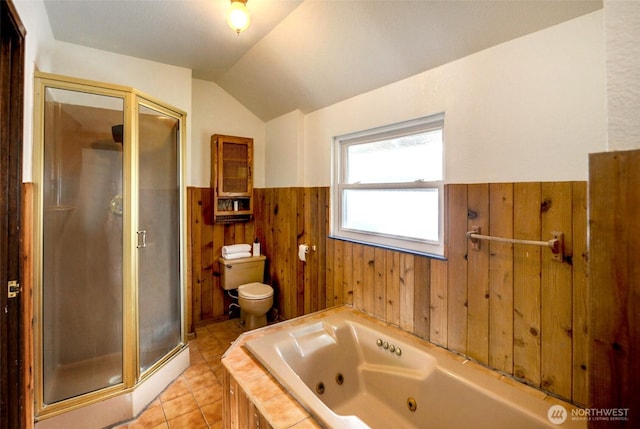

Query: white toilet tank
left=218, top=255, right=266, bottom=290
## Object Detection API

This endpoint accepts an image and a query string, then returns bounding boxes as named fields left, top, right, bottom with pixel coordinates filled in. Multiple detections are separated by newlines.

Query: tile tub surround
left=221, top=306, right=581, bottom=429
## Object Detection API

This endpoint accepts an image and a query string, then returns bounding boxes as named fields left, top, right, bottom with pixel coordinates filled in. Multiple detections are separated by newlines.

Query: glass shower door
left=41, top=88, right=124, bottom=404
left=137, top=102, right=182, bottom=373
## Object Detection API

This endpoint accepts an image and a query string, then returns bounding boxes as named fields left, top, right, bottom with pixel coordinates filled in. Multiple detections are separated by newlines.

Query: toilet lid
left=238, top=282, right=273, bottom=299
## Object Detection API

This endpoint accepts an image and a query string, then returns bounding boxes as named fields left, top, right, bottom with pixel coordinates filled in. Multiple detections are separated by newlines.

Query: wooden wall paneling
left=342, top=241, right=354, bottom=305
left=446, top=184, right=468, bottom=353
left=190, top=182, right=589, bottom=406
left=271, top=188, right=284, bottom=311
left=236, top=222, right=246, bottom=242
left=429, top=259, right=446, bottom=345
left=222, top=369, right=231, bottom=429
left=304, top=186, right=329, bottom=314
left=279, top=188, right=297, bottom=319
left=362, top=245, right=376, bottom=315
left=262, top=189, right=279, bottom=312
left=268, top=187, right=285, bottom=316
left=373, top=247, right=386, bottom=319
left=540, top=182, right=573, bottom=399
left=21, top=183, right=34, bottom=429
left=231, top=221, right=252, bottom=244
left=352, top=243, right=364, bottom=311
left=589, top=151, right=640, bottom=427
left=332, top=239, right=344, bottom=306
left=302, top=188, right=317, bottom=314
left=190, top=188, right=203, bottom=326
left=256, top=187, right=269, bottom=260
left=253, top=187, right=273, bottom=313
left=413, top=256, right=431, bottom=340
left=253, top=189, right=265, bottom=240
left=223, top=221, right=238, bottom=244
left=295, top=188, right=305, bottom=317
left=201, top=190, right=216, bottom=319
left=212, top=220, right=225, bottom=319
left=571, top=181, right=588, bottom=407
left=238, top=222, right=248, bottom=245
left=247, top=219, right=256, bottom=245
left=466, top=184, right=490, bottom=364
left=385, top=251, right=401, bottom=327
left=316, top=187, right=329, bottom=312
left=399, top=252, right=415, bottom=333
left=513, top=182, right=542, bottom=387
left=488, top=183, right=514, bottom=373
left=186, top=188, right=193, bottom=334
left=264, top=189, right=287, bottom=312
left=326, top=238, right=335, bottom=308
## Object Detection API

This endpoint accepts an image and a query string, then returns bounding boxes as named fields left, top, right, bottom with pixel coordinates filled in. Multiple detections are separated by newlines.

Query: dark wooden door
left=0, top=0, right=26, bottom=427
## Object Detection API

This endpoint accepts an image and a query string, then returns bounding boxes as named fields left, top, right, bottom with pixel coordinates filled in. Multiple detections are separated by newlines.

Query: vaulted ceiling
left=43, top=0, right=602, bottom=121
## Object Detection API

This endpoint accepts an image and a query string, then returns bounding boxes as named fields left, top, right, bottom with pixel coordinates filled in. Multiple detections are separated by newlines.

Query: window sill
left=328, top=235, right=447, bottom=261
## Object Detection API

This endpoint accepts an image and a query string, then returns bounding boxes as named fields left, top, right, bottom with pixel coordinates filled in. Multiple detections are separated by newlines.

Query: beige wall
left=13, top=3, right=615, bottom=189
left=190, top=78, right=266, bottom=188
left=262, top=11, right=606, bottom=187
left=13, top=0, right=54, bottom=182
left=265, top=110, right=305, bottom=188
left=604, top=0, right=640, bottom=151
left=14, top=2, right=639, bottom=187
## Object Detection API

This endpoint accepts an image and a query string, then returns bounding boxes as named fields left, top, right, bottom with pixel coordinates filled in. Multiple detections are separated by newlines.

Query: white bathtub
left=244, top=309, right=584, bottom=429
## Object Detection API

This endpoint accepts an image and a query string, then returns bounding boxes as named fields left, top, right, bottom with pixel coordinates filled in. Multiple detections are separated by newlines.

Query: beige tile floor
left=113, top=319, right=245, bottom=429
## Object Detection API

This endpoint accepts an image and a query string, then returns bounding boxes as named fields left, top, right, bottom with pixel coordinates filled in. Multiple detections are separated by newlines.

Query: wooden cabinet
left=223, top=368, right=273, bottom=429
left=211, top=134, right=253, bottom=223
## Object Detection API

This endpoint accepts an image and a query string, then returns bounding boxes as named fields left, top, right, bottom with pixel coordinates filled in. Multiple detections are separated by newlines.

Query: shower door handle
left=136, top=230, right=147, bottom=248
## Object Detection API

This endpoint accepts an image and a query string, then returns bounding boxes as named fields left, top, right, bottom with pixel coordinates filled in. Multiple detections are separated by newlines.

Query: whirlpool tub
left=243, top=307, right=583, bottom=429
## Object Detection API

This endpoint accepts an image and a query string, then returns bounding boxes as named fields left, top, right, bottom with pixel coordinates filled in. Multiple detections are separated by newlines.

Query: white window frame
left=331, top=114, right=445, bottom=257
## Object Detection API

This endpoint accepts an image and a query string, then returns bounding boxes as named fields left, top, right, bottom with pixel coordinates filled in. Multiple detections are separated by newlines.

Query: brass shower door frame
left=31, top=72, right=188, bottom=420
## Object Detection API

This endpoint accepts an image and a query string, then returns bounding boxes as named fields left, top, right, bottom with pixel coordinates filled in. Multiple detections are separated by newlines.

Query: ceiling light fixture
left=227, top=0, right=251, bottom=35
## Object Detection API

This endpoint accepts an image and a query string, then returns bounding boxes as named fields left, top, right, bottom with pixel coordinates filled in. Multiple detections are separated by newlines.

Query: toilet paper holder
left=300, top=244, right=316, bottom=253
left=298, top=244, right=316, bottom=262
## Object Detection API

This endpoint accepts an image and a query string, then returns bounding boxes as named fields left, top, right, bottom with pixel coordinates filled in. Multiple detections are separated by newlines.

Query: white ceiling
left=43, top=0, right=602, bottom=121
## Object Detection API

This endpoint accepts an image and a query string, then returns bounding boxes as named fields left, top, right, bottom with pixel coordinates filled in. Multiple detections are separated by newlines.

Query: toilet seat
left=238, top=282, right=273, bottom=300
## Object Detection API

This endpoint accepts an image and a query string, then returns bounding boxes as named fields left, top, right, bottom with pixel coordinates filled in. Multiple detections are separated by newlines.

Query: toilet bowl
left=238, top=282, right=274, bottom=330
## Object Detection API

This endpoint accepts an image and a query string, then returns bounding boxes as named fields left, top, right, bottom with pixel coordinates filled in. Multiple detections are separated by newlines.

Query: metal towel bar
left=466, top=226, right=564, bottom=262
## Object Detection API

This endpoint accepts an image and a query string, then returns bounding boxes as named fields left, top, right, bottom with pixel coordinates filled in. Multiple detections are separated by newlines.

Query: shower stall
left=32, top=73, right=187, bottom=423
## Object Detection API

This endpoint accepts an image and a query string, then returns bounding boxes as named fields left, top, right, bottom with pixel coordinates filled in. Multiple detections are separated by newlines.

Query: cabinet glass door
left=137, top=102, right=182, bottom=373
left=221, top=141, right=250, bottom=194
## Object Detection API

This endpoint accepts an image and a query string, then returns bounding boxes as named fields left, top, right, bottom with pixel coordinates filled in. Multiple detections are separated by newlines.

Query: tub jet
left=407, top=397, right=417, bottom=412
left=316, top=382, right=325, bottom=394
left=335, top=373, right=344, bottom=385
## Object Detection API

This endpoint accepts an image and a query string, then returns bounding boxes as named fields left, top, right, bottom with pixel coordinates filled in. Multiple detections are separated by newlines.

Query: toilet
left=218, top=255, right=274, bottom=330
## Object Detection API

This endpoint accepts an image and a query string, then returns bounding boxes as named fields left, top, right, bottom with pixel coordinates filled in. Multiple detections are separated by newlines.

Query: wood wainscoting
left=188, top=182, right=588, bottom=406
left=589, top=150, right=640, bottom=428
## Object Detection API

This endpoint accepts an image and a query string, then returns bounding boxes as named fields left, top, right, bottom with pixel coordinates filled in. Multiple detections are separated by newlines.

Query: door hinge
left=8, top=280, right=20, bottom=298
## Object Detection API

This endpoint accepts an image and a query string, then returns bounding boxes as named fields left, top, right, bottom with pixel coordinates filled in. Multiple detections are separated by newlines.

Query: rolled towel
left=222, top=244, right=251, bottom=257
left=221, top=251, right=252, bottom=260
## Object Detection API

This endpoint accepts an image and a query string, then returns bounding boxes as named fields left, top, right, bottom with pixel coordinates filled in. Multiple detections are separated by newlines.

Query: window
left=331, top=114, right=444, bottom=256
